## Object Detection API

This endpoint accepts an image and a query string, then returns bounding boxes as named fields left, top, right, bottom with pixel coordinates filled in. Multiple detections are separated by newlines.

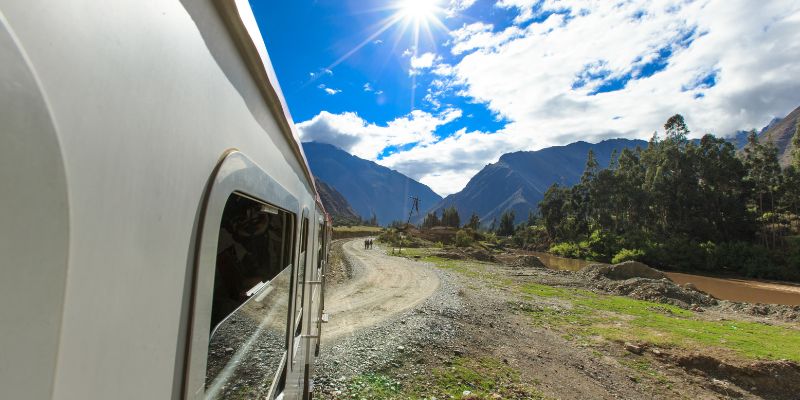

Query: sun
left=397, top=0, right=441, bottom=21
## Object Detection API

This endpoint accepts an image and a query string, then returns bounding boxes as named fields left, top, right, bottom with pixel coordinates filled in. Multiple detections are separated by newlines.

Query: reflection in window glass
left=205, top=194, right=294, bottom=399
left=296, top=218, right=309, bottom=315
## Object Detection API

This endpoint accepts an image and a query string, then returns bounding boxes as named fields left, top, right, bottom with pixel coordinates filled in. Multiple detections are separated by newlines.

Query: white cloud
left=449, top=23, right=525, bottom=55
left=363, top=82, right=373, bottom=92
left=309, top=0, right=800, bottom=196
left=318, top=83, right=341, bottom=95
left=309, top=68, right=333, bottom=79
left=445, top=0, right=800, bottom=145
left=446, top=0, right=478, bottom=17
left=378, top=128, right=530, bottom=195
left=410, top=52, right=440, bottom=72
left=297, top=109, right=462, bottom=163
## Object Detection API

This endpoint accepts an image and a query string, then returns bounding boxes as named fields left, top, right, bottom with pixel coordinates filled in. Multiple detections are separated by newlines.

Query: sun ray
left=308, top=0, right=453, bottom=111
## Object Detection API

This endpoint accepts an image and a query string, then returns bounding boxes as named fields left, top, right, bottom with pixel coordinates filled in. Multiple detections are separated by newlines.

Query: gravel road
left=314, top=240, right=466, bottom=396
left=322, top=240, right=441, bottom=342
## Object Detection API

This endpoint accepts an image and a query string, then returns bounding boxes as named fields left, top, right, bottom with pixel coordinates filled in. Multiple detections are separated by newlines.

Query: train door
left=181, top=152, right=301, bottom=400
left=287, top=212, right=310, bottom=397
left=301, top=211, right=326, bottom=398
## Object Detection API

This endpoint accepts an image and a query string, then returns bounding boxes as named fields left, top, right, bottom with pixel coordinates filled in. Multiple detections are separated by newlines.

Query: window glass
left=205, top=193, right=294, bottom=399
left=296, top=217, right=309, bottom=315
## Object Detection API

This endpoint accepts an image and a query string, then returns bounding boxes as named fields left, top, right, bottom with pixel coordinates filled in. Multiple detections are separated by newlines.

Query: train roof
left=218, top=0, right=321, bottom=201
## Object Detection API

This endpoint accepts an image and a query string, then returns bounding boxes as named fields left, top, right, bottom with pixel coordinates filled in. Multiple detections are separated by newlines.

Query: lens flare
left=398, top=0, right=440, bottom=21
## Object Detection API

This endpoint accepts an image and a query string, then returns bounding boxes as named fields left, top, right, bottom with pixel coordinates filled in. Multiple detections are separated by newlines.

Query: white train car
left=0, top=0, right=332, bottom=398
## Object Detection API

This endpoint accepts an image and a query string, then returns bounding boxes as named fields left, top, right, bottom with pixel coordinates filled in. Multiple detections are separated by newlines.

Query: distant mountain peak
left=302, top=142, right=442, bottom=225
left=425, top=138, right=647, bottom=226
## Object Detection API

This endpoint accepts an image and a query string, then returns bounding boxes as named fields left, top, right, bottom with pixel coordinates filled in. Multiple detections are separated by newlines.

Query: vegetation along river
left=527, top=251, right=800, bottom=306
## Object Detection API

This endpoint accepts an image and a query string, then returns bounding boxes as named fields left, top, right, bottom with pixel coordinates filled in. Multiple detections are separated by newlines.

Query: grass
left=343, top=357, right=546, bottom=399
left=387, top=246, right=800, bottom=362
left=618, top=357, right=671, bottom=385
left=520, top=282, right=800, bottom=362
left=345, top=374, right=402, bottom=399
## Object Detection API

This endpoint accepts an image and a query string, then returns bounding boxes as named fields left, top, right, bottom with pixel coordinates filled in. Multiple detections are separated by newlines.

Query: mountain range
left=307, top=106, right=799, bottom=227
left=302, top=142, right=442, bottom=225
left=425, top=139, right=647, bottom=226
left=756, top=105, right=799, bottom=167
left=314, top=177, right=360, bottom=225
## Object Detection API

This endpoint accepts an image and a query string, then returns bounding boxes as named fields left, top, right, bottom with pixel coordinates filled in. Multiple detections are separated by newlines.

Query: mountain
left=315, top=177, right=361, bottom=225
left=427, top=138, right=647, bottom=226
left=303, top=142, right=442, bottom=225
left=756, top=106, right=799, bottom=167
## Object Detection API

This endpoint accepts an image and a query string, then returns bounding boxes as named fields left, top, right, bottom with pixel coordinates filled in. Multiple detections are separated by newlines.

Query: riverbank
left=514, top=249, right=800, bottom=306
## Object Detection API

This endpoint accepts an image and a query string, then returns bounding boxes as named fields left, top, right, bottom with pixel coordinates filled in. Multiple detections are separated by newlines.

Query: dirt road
left=322, top=239, right=440, bottom=342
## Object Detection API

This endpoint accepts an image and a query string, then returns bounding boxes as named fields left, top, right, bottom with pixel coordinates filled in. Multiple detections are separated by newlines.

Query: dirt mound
left=719, top=301, right=800, bottom=322
left=669, top=352, right=800, bottom=400
left=415, top=226, right=458, bottom=244
left=581, top=261, right=667, bottom=280
left=596, top=277, right=718, bottom=308
left=507, top=255, right=546, bottom=269
left=580, top=261, right=715, bottom=308
left=436, top=247, right=496, bottom=262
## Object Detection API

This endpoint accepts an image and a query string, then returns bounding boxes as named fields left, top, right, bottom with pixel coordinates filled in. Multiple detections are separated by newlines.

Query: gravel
left=313, top=249, right=467, bottom=396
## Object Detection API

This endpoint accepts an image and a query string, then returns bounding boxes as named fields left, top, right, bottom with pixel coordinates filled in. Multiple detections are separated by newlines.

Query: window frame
left=180, top=150, right=301, bottom=400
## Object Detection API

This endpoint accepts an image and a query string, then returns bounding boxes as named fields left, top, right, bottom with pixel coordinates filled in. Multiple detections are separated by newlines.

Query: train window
left=204, top=193, right=294, bottom=399
left=317, top=222, right=324, bottom=269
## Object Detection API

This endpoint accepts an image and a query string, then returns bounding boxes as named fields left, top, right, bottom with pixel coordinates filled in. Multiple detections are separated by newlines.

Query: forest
left=525, top=114, right=800, bottom=280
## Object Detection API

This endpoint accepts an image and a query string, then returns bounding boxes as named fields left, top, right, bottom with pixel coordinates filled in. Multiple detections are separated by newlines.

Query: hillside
left=427, top=138, right=647, bottom=225
left=303, top=142, right=442, bottom=225
left=757, top=105, right=800, bottom=167
left=315, top=177, right=361, bottom=225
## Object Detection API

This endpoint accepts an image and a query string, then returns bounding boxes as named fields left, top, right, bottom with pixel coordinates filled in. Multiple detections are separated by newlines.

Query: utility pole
left=406, top=195, right=420, bottom=225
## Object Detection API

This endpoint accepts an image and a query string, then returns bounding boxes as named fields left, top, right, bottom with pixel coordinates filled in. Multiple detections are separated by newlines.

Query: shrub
left=549, top=242, right=587, bottom=259
left=611, top=248, right=646, bottom=264
left=454, top=230, right=473, bottom=247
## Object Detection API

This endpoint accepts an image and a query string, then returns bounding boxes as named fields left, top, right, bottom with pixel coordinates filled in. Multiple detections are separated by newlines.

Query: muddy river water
left=528, top=251, right=800, bottom=306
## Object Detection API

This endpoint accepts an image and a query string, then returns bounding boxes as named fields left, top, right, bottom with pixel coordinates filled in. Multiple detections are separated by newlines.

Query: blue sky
left=252, top=0, right=800, bottom=196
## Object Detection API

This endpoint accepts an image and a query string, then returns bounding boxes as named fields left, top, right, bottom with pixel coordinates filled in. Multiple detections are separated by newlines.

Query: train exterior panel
left=0, top=0, right=329, bottom=399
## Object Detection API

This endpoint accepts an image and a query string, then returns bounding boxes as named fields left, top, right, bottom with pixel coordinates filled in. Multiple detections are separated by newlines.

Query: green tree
left=744, top=131, right=782, bottom=215
left=441, top=206, right=461, bottom=228
left=664, top=114, right=689, bottom=143
left=539, top=183, right=568, bottom=240
left=465, top=212, right=480, bottom=230
left=793, top=120, right=800, bottom=169
left=498, top=210, right=516, bottom=236
left=422, top=211, right=440, bottom=228
left=526, top=211, right=537, bottom=227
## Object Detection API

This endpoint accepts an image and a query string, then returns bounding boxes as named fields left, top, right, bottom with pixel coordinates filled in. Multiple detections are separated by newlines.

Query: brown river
left=528, top=251, right=800, bottom=306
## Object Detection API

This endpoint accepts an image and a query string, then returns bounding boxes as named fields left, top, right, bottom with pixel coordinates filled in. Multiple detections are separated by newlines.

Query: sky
left=251, top=0, right=800, bottom=196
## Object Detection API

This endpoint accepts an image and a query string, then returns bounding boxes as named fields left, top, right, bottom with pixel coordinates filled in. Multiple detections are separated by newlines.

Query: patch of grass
left=519, top=282, right=800, bottom=362
left=416, top=357, right=545, bottom=399
left=389, top=247, right=489, bottom=279
left=342, top=357, right=546, bottom=399
left=345, top=373, right=402, bottom=399
left=392, top=247, right=434, bottom=258
left=619, top=357, right=670, bottom=385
